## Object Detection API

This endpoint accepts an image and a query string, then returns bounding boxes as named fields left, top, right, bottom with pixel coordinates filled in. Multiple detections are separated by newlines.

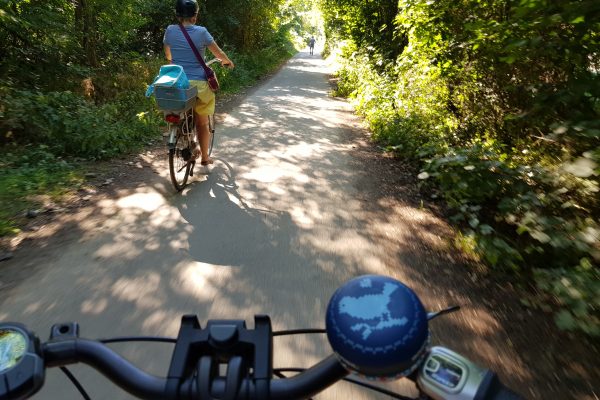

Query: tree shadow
left=0, top=52, right=595, bottom=399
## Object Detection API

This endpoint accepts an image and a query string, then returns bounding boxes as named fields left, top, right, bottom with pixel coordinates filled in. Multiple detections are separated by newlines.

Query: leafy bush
left=325, top=0, right=600, bottom=336
left=533, top=261, right=600, bottom=336
left=213, top=40, right=297, bottom=94
left=421, top=144, right=598, bottom=261
left=333, top=42, right=454, bottom=157
left=0, top=87, right=161, bottom=160
left=418, top=143, right=599, bottom=334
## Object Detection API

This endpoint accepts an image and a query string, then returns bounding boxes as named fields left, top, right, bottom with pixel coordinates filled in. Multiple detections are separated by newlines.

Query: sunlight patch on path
left=173, top=261, right=234, bottom=301
left=116, top=191, right=166, bottom=212
left=111, top=272, right=164, bottom=309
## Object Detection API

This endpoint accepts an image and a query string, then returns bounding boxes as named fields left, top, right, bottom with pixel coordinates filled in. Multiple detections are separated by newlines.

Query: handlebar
left=45, top=339, right=166, bottom=398
left=206, top=58, right=232, bottom=68
left=0, top=275, right=524, bottom=400
left=43, top=338, right=348, bottom=400
left=0, top=321, right=523, bottom=400
left=41, top=337, right=522, bottom=400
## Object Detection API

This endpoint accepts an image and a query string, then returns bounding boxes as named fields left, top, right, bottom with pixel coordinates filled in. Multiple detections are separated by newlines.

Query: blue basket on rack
left=146, top=65, right=197, bottom=112
left=155, top=86, right=198, bottom=112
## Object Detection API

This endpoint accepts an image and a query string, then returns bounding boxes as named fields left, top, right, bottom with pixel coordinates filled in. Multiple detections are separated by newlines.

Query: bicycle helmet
left=175, top=0, right=198, bottom=18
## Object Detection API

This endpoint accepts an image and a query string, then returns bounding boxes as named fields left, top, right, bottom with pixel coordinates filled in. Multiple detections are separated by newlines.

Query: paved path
left=1, top=51, right=593, bottom=399
left=0, top=51, right=417, bottom=399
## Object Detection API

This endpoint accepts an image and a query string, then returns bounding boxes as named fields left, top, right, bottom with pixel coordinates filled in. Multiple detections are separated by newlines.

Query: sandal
left=200, top=158, right=214, bottom=166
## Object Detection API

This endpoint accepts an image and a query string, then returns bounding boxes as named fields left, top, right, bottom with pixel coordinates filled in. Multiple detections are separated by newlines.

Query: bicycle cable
left=60, top=366, right=91, bottom=400
left=99, top=336, right=177, bottom=344
left=274, top=368, right=416, bottom=400
left=272, top=329, right=326, bottom=336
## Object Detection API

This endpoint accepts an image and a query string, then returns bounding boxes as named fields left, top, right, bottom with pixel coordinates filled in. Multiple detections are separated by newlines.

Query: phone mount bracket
left=166, top=315, right=273, bottom=400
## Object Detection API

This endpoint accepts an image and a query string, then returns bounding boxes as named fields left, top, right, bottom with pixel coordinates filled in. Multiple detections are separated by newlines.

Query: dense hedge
left=323, top=0, right=599, bottom=336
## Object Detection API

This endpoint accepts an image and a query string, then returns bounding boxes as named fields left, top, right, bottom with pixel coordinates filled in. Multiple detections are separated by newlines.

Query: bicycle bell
left=325, top=275, right=430, bottom=380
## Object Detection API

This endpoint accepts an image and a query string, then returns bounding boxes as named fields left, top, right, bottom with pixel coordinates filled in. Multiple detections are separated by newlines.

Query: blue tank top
left=163, top=24, right=215, bottom=81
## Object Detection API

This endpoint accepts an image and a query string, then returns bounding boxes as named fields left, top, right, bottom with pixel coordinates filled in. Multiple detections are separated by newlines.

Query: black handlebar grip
left=475, top=371, right=525, bottom=400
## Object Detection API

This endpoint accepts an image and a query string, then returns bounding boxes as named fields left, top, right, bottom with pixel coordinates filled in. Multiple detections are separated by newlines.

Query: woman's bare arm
left=207, top=42, right=234, bottom=68
left=164, top=45, right=172, bottom=63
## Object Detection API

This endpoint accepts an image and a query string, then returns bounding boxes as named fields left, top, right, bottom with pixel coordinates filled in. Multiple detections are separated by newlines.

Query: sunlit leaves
left=331, top=0, right=600, bottom=335
left=563, top=157, right=598, bottom=178
left=319, top=0, right=404, bottom=59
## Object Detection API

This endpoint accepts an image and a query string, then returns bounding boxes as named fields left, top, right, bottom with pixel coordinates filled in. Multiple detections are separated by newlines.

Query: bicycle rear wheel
left=207, top=114, right=215, bottom=156
left=169, top=127, right=193, bottom=191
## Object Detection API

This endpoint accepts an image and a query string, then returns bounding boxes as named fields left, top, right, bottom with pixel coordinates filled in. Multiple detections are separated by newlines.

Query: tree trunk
left=74, top=0, right=98, bottom=67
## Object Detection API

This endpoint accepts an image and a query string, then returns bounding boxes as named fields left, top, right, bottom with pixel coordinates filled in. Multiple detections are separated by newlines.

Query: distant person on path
left=163, top=0, right=234, bottom=165
left=309, top=36, right=316, bottom=55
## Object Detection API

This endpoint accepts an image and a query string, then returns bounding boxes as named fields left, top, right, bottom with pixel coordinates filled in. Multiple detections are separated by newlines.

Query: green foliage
left=0, top=0, right=304, bottom=237
left=284, top=0, right=322, bottom=38
left=421, top=145, right=599, bottom=273
left=1, top=87, right=161, bottom=160
left=201, top=0, right=288, bottom=53
left=216, top=42, right=296, bottom=94
left=0, top=146, right=83, bottom=235
left=319, top=0, right=405, bottom=60
left=332, top=41, right=454, bottom=156
left=534, top=260, right=600, bottom=336
left=324, top=0, right=600, bottom=335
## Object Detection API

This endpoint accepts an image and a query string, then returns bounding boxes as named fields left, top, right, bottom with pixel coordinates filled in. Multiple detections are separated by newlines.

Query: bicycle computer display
left=417, top=346, right=490, bottom=400
left=0, top=323, right=45, bottom=400
left=424, top=355, right=463, bottom=388
left=0, top=329, right=28, bottom=373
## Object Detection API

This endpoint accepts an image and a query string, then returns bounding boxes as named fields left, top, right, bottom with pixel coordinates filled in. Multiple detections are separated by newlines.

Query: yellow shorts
left=190, top=80, right=215, bottom=115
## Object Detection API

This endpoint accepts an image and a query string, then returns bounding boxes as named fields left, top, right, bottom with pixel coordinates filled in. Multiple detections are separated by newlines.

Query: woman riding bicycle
left=163, top=0, right=234, bottom=165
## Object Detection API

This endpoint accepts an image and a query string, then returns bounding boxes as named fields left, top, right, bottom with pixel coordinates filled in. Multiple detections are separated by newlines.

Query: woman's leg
left=194, top=112, right=212, bottom=163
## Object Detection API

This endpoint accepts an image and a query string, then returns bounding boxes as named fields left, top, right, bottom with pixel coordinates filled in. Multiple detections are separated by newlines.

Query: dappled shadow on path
left=0, top=52, right=596, bottom=399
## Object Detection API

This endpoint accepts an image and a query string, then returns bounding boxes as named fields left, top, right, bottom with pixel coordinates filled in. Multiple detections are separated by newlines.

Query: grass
left=0, top=146, right=84, bottom=236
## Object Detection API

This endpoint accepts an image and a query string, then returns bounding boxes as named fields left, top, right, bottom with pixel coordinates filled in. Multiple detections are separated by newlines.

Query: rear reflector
left=165, top=114, right=180, bottom=123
